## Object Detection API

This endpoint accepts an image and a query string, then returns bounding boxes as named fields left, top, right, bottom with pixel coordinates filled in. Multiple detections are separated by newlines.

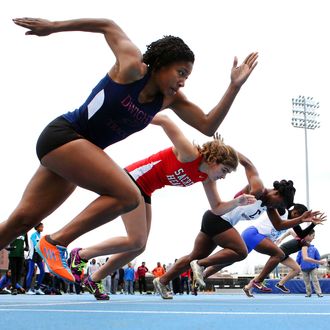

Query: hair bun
left=273, top=179, right=296, bottom=208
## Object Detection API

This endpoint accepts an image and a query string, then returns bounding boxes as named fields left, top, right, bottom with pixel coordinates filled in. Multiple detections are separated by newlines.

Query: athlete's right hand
left=13, top=18, right=54, bottom=36
left=236, top=193, right=256, bottom=206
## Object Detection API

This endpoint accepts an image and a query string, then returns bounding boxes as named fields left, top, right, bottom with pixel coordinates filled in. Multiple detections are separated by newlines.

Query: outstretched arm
left=13, top=17, right=145, bottom=82
left=202, top=151, right=258, bottom=215
left=203, top=180, right=256, bottom=216
left=236, top=152, right=264, bottom=198
left=151, top=114, right=198, bottom=161
left=292, top=222, right=316, bottom=239
left=268, top=209, right=326, bottom=231
left=152, top=114, right=256, bottom=215
left=170, top=52, right=258, bottom=136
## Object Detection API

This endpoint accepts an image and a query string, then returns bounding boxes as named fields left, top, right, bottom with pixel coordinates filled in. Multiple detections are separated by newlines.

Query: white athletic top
left=252, top=210, right=288, bottom=241
left=27, top=231, right=41, bottom=260
left=221, top=200, right=267, bottom=226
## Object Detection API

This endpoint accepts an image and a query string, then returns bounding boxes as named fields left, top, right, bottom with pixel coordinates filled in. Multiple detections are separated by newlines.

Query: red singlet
left=125, top=147, right=208, bottom=196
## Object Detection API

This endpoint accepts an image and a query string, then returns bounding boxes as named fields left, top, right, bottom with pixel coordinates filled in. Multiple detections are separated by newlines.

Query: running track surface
left=0, top=293, right=329, bottom=330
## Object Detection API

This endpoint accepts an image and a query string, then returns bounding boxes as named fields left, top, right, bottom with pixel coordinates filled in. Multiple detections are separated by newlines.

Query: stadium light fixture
left=291, top=95, right=320, bottom=208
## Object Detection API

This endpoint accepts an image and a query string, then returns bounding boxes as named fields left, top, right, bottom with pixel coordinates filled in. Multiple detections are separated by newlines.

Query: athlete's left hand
left=301, top=210, right=327, bottom=224
left=312, top=212, right=327, bottom=225
left=230, top=52, right=258, bottom=87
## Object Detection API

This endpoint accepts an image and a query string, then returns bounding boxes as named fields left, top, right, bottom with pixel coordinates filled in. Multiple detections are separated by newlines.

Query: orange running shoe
left=36, top=236, right=75, bottom=283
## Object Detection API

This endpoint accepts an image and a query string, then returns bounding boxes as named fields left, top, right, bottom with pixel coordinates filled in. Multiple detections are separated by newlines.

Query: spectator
left=180, top=270, right=190, bottom=295
left=169, top=259, right=181, bottom=295
left=53, top=276, right=67, bottom=294
left=103, top=257, right=111, bottom=295
left=137, top=262, right=149, bottom=294
left=87, top=258, right=99, bottom=277
left=110, top=270, right=117, bottom=294
left=8, top=234, right=29, bottom=295
left=25, top=223, right=45, bottom=295
left=42, top=264, right=55, bottom=291
left=296, top=230, right=327, bottom=297
left=152, top=262, right=165, bottom=278
left=0, top=269, right=25, bottom=294
left=124, top=263, right=135, bottom=294
left=116, top=267, right=125, bottom=294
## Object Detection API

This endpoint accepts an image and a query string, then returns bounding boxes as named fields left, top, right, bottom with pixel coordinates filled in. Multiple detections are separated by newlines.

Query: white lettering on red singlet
left=166, top=168, right=194, bottom=187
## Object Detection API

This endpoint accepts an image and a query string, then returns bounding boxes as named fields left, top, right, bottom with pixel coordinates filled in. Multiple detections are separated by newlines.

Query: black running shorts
left=200, top=210, right=233, bottom=237
left=36, top=116, right=83, bottom=161
left=280, top=239, right=304, bottom=260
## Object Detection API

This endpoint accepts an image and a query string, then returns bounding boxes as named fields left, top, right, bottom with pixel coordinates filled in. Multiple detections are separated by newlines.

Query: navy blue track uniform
left=36, top=71, right=163, bottom=159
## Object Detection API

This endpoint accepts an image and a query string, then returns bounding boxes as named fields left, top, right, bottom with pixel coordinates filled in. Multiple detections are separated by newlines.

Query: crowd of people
left=2, top=238, right=328, bottom=298
left=1, top=214, right=328, bottom=299
left=0, top=213, right=328, bottom=298
left=1, top=242, right=200, bottom=297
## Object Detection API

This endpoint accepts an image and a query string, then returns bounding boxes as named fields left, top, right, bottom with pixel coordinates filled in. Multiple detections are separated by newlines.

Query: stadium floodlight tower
left=291, top=95, right=320, bottom=209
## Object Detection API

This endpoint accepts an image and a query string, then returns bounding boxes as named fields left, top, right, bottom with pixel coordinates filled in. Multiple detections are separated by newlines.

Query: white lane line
left=0, top=309, right=330, bottom=315
left=1, top=301, right=329, bottom=308
left=0, top=301, right=105, bottom=308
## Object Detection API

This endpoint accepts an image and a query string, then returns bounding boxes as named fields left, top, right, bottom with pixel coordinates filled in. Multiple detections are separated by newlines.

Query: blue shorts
left=241, top=226, right=267, bottom=253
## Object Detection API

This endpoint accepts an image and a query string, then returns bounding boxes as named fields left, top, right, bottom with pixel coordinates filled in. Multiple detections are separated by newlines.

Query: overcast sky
left=1, top=0, right=329, bottom=273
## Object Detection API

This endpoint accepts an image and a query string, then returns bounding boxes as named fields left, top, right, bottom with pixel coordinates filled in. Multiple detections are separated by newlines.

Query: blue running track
left=0, top=293, right=329, bottom=330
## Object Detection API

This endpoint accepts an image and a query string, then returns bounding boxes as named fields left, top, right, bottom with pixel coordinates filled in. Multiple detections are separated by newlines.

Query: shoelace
left=58, top=247, right=70, bottom=269
left=76, top=260, right=87, bottom=272
left=95, top=281, right=105, bottom=294
left=159, top=281, right=170, bottom=296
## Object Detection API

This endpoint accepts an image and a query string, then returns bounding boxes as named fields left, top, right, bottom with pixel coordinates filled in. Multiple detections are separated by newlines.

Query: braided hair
left=143, top=36, right=195, bottom=71
left=273, top=180, right=296, bottom=209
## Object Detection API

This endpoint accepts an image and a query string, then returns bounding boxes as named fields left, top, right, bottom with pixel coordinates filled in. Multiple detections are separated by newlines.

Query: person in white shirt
left=102, top=257, right=111, bottom=294
left=87, top=259, right=99, bottom=277
left=25, top=223, right=45, bottom=295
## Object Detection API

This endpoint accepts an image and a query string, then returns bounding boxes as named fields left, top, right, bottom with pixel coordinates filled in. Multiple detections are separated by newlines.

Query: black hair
left=290, top=203, right=308, bottom=216
left=34, top=223, right=43, bottom=230
left=143, top=36, right=195, bottom=71
left=273, top=179, right=296, bottom=209
left=277, top=208, right=286, bottom=216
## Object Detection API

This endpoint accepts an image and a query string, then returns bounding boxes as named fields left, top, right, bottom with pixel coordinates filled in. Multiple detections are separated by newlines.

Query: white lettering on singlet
left=166, top=168, right=194, bottom=187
